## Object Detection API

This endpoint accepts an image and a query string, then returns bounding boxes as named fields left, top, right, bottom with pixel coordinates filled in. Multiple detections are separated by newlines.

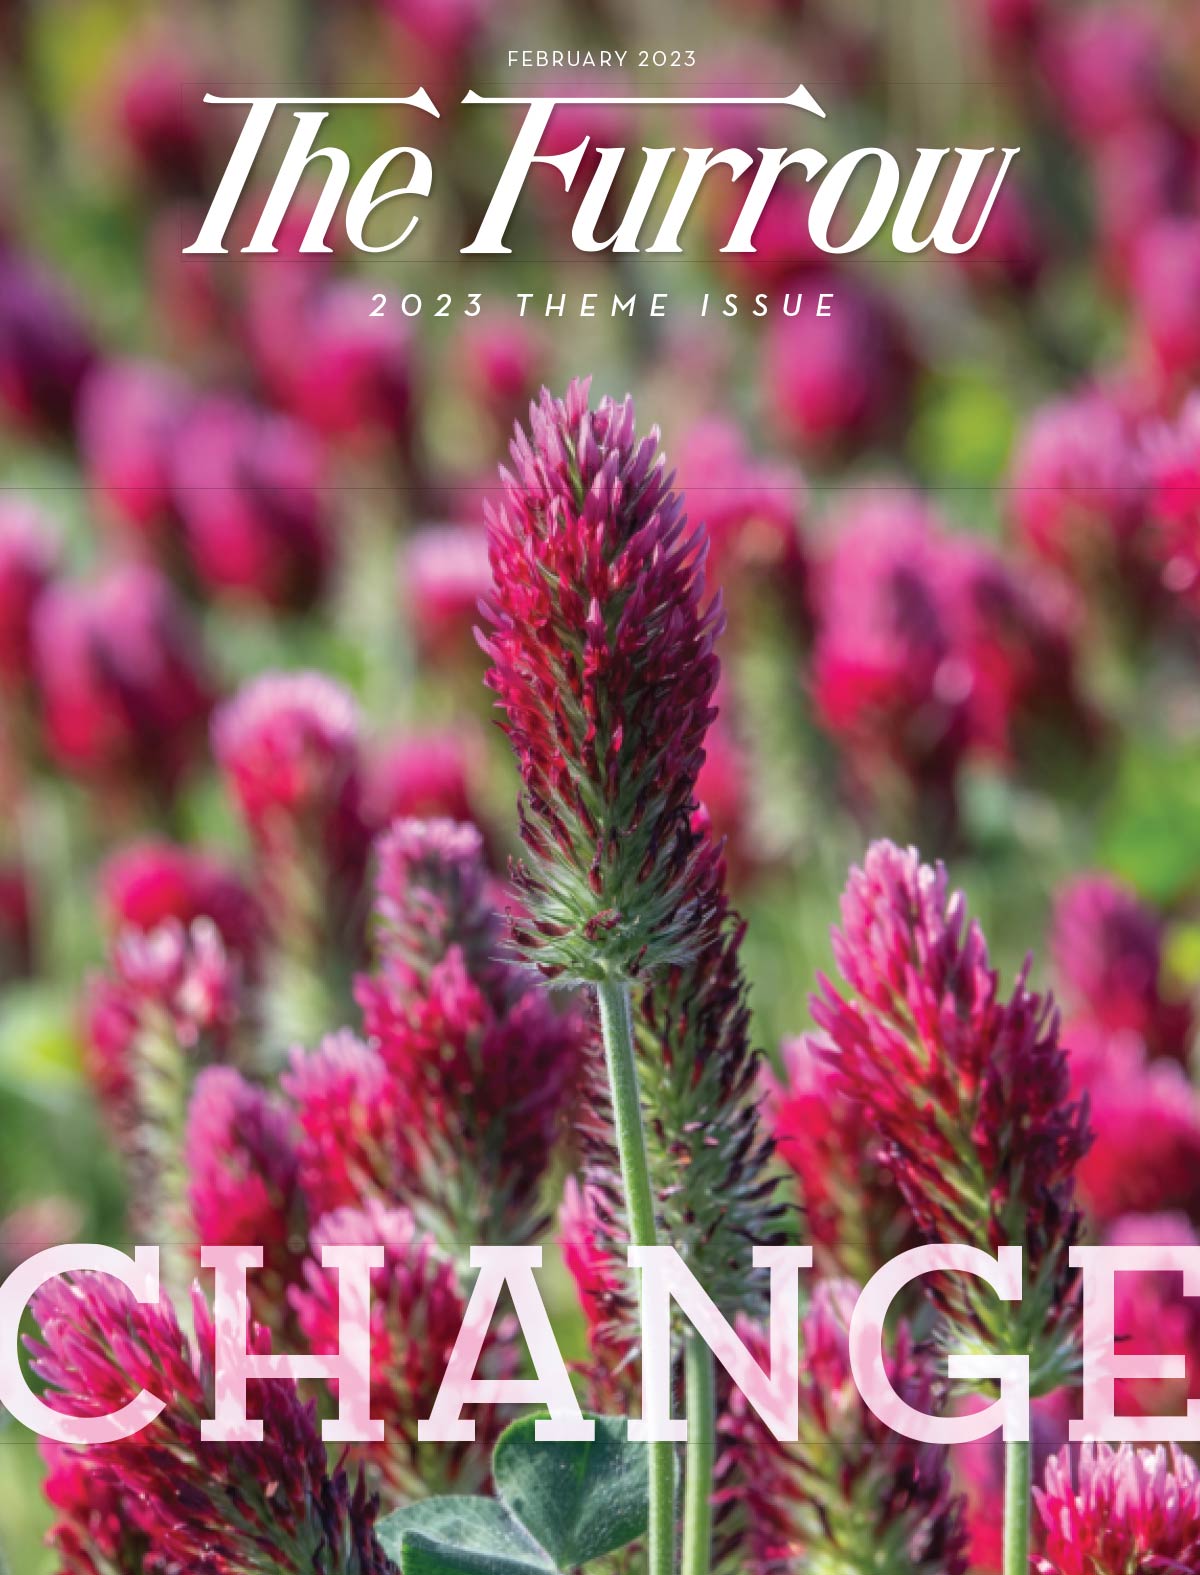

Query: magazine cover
left=1, top=1, right=1199, bottom=1571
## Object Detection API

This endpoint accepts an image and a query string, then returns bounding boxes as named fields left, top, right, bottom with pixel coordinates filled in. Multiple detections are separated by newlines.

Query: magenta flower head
left=1133, top=219, right=1200, bottom=389
left=0, top=500, right=56, bottom=693
left=1034, top=1443, right=1200, bottom=1575
left=1052, top=873, right=1192, bottom=1065
left=41, top=1437, right=154, bottom=1574
left=1008, top=392, right=1146, bottom=583
left=76, top=358, right=190, bottom=548
left=28, top=1275, right=393, bottom=1574
left=479, top=379, right=723, bottom=982
left=291, top=1199, right=513, bottom=1496
left=363, top=727, right=487, bottom=840
left=33, top=564, right=213, bottom=798
left=356, top=818, right=585, bottom=1246
left=100, top=839, right=262, bottom=979
left=403, top=524, right=493, bottom=666
left=170, top=395, right=334, bottom=612
left=1105, top=1212, right=1200, bottom=1421
left=186, top=1066, right=306, bottom=1318
left=814, top=841, right=1091, bottom=1389
left=718, top=1280, right=969, bottom=1575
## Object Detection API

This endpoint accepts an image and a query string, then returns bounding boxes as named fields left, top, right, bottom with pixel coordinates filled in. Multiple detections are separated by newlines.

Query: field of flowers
left=2, top=0, right=1200, bottom=1571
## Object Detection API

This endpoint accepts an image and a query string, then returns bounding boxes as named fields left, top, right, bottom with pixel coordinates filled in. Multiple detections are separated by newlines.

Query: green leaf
left=492, top=1415, right=652, bottom=1569
left=376, top=1498, right=552, bottom=1575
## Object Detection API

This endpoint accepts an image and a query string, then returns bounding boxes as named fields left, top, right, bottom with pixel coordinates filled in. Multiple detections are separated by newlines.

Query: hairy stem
left=681, top=1333, right=715, bottom=1575
left=595, top=978, right=675, bottom=1575
left=1003, top=1437, right=1031, bottom=1575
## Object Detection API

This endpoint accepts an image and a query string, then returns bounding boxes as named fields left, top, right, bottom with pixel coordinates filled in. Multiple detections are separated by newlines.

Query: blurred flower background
left=1, top=0, right=1200, bottom=1569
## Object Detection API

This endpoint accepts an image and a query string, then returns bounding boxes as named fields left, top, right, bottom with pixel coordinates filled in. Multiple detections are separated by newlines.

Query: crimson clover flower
left=0, top=501, right=57, bottom=694
left=478, top=379, right=724, bottom=982
left=290, top=1199, right=516, bottom=1498
left=813, top=841, right=1091, bottom=1390
left=27, top=1274, right=394, bottom=1575
left=354, top=818, right=586, bottom=1248
left=185, top=1066, right=307, bottom=1328
left=1145, top=391, right=1200, bottom=612
left=716, top=1281, right=969, bottom=1575
left=1034, top=1444, right=1200, bottom=1575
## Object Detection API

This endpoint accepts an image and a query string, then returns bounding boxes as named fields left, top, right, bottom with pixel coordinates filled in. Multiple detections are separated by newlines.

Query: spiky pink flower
left=763, top=1036, right=906, bottom=1280
left=1034, top=1443, right=1200, bottom=1575
left=32, top=565, right=213, bottom=797
left=559, top=1176, right=628, bottom=1357
left=100, top=839, right=262, bottom=977
left=186, top=1067, right=306, bottom=1317
left=717, top=1281, right=969, bottom=1575
left=292, top=1199, right=514, bottom=1496
left=1052, top=874, right=1191, bottom=1065
left=0, top=501, right=56, bottom=692
left=814, top=841, right=1090, bottom=1384
left=28, top=1275, right=394, bottom=1574
left=1008, top=393, right=1147, bottom=581
left=1069, top=1036, right=1200, bottom=1224
left=284, top=1030, right=403, bottom=1220
left=479, top=379, right=724, bottom=981
left=76, top=358, right=190, bottom=547
left=1145, top=392, right=1200, bottom=610
left=356, top=820, right=585, bottom=1245
left=170, top=396, right=334, bottom=611
left=41, top=1438, right=157, bottom=1574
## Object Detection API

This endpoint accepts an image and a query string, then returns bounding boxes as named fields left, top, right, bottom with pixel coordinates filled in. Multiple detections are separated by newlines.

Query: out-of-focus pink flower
left=362, top=727, right=489, bottom=842
left=1132, top=219, right=1200, bottom=388
left=1040, top=5, right=1166, bottom=145
left=1052, top=873, right=1192, bottom=1065
left=717, top=1281, right=968, bottom=1575
left=76, top=359, right=190, bottom=547
left=99, top=839, right=262, bottom=978
left=170, top=396, right=334, bottom=611
left=765, top=276, right=913, bottom=454
left=1034, top=1443, right=1200, bottom=1575
left=255, top=280, right=415, bottom=453
left=951, top=177, right=1045, bottom=293
left=186, top=1066, right=305, bottom=1316
left=0, top=253, right=95, bottom=433
left=458, top=316, right=546, bottom=426
left=694, top=710, right=759, bottom=885
left=1070, top=1035, right=1200, bottom=1224
left=109, top=37, right=214, bottom=193
left=815, top=842, right=1090, bottom=1381
left=402, top=523, right=492, bottom=665
left=1107, top=1212, right=1200, bottom=1419
left=1144, top=391, right=1200, bottom=609
left=292, top=1199, right=512, bottom=1495
left=1089, top=121, right=1200, bottom=291
left=811, top=491, right=970, bottom=817
left=945, top=539, right=1090, bottom=763
left=33, top=565, right=213, bottom=797
left=213, top=670, right=361, bottom=844
left=975, top=0, right=1046, bottom=56
left=673, top=417, right=807, bottom=612
left=0, top=1196, right=81, bottom=1279
left=762, top=1036, right=906, bottom=1279
left=28, top=1276, right=393, bottom=1574
left=1008, top=391, right=1148, bottom=581
left=0, top=501, right=56, bottom=691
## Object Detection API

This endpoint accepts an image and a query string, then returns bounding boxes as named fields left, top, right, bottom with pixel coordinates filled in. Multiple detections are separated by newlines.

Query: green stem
left=681, top=1333, right=715, bottom=1575
left=595, top=979, right=676, bottom=1575
left=1003, top=1437, right=1031, bottom=1575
